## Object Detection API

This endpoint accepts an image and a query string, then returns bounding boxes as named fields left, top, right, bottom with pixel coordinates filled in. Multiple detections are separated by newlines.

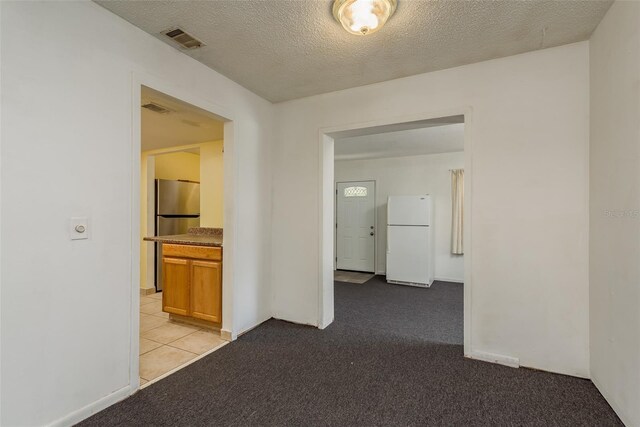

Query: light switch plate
left=70, top=217, right=89, bottom=240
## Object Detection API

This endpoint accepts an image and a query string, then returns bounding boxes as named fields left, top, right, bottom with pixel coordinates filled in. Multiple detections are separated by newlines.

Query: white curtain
left=451, top=169, right=464, bottom=255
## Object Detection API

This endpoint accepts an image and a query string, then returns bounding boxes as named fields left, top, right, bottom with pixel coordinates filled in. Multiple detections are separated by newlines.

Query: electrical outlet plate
left=70, top=217, right=89, bottom=240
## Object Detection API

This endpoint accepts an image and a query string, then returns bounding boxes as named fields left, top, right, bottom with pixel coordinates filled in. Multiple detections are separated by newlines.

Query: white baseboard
left=318, top=314, right=334, bottom=329
left=467, top=350, right=520, bottom=368
left=375, top=273, right=464, bottom=284
left=47, top=384, right=133, bottom=427
left=591, top=375, right=633, bottom=426
left=434, top=276, right=464, bottom=283
left=272, top=314, right=318, bottom=328
left=232, top=314, right=273, bottom=340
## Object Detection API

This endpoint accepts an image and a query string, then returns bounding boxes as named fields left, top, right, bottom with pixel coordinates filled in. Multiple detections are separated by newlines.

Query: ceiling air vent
left=141, top=102, right=171, bottom=114
left=162, top=27, right=204, bottom=49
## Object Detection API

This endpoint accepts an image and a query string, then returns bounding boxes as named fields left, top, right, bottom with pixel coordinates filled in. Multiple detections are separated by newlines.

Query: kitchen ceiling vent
left=162, top=27, right=204, bottom=49
left=141, top=102, right=171, bottom=114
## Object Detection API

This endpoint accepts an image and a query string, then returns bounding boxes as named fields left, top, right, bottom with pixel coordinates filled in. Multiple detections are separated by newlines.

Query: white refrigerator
left=386, top=195, right=434, bottom=287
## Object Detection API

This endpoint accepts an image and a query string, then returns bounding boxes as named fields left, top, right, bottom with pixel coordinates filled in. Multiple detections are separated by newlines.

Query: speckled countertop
left=144, top=227, right=223, bottom=247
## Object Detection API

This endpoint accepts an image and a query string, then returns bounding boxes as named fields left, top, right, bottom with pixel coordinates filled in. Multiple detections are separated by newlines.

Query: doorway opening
left=132, top=81, right=235, bottom=390
left=320, top=111, right=471, bottom=353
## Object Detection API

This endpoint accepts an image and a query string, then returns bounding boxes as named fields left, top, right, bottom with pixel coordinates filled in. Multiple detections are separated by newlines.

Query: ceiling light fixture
left=333, top=0, right=397, bottom=36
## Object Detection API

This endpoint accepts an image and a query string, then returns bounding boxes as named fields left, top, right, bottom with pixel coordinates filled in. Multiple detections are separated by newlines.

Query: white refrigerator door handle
left=387, top=228, right=390, bottom=254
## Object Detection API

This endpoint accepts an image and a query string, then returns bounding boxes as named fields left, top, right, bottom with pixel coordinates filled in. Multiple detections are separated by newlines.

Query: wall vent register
left=344, top=186, right=368, bottom=197
left=141, top=102, right=171, bottom=114
left=162, top=27, right=205, bottom=49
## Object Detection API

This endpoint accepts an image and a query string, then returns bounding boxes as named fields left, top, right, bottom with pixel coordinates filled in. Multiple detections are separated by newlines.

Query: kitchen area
left=138, top=86, right=228, bottom=386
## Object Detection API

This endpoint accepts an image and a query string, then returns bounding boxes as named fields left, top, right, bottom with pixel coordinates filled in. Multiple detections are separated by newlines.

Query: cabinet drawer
left=163, top=243, right=222, bottom=261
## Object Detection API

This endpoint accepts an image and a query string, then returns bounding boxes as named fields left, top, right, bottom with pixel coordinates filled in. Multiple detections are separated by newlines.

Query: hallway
left=82, top=278, right=619, bottom=425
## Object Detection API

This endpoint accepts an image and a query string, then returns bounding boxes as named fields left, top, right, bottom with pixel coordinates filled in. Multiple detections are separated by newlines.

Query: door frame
left=318, top=107, right=473, bottom=358
left=334, top=180, right=376, bottom=273
left=130, top=71, right=238, bottom=392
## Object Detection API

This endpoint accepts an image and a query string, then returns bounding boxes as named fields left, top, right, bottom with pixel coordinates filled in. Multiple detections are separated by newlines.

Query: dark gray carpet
left=80, top=276, right=621, bottom=426
left=335, top=276, right=463, bottom=345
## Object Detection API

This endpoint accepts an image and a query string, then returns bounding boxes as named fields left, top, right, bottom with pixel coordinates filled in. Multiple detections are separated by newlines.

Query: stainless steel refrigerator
left=155, top=179, right=200, bottom=291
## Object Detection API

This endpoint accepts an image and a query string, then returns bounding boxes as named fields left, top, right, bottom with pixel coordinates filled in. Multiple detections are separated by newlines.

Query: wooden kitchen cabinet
left=162, top=257, right=190, bottom=316
left=190, top=260, right=222, bottom=323
left=161, top=244, right=222, bottom=325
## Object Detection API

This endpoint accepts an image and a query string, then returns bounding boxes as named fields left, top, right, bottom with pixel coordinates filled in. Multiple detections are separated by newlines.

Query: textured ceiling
left=97, top=0, right=612, bottom=103
left=335, top=122, right=464, bottom=160
left=142, top=86, right=224, bottom=151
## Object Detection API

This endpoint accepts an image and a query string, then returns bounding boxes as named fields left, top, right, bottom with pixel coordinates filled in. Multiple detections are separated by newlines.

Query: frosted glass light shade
left=333, top=0, right=398, bottom=36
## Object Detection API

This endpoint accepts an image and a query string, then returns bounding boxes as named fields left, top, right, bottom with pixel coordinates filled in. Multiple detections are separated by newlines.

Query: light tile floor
left=139, top=292, right=227, bottom=385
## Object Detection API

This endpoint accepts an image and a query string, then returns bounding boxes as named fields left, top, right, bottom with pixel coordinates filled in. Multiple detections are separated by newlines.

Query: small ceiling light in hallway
left=333, top=0, right=397, bottom=35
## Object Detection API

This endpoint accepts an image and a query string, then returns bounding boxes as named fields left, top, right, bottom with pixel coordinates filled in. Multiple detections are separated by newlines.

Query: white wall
left=335, top=151, right=465, bottom=282
left=589, top=2, right=640, bottom=425
left=272, top=42, right=590, bottom=377
left=0, top=2, right=273, bottom=426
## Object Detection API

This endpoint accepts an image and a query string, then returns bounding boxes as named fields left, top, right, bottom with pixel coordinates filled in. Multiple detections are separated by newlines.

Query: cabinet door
left=162, top=257, right=190, bottom=316
left=190, top=260, right=222, bottom=323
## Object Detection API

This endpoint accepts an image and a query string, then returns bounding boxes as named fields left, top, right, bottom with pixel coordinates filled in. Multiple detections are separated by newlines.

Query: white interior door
left=336, top=181, right=375, bottom=272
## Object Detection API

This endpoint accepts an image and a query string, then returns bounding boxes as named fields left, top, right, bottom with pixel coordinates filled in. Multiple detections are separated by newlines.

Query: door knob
left=370, top=232, right=375, bottom=236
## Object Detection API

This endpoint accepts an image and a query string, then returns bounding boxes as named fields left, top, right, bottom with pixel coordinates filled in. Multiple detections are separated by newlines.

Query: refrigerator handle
left=386, top=228, right=390, bottom=254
